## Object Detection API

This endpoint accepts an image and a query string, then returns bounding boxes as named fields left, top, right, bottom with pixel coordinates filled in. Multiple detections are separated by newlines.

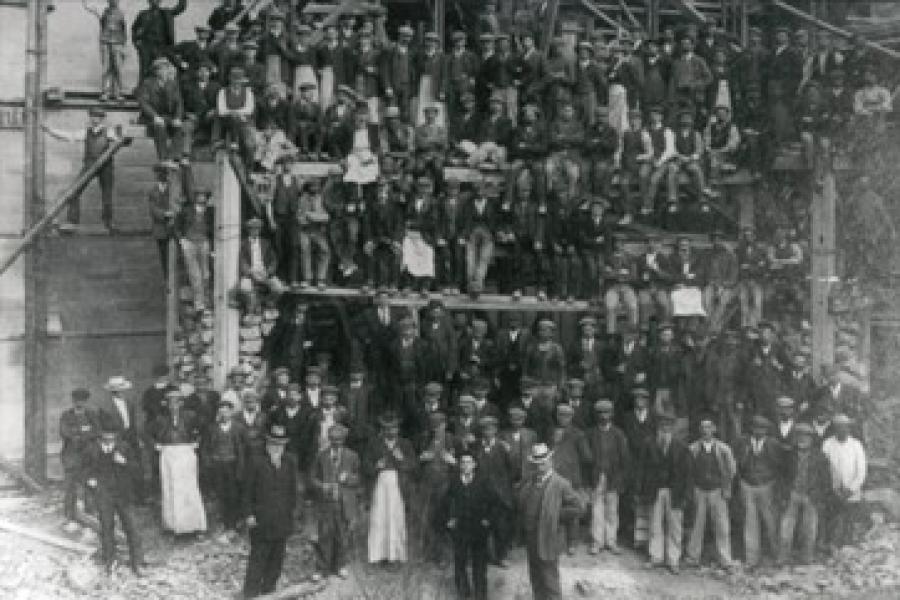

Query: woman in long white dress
left=367, top=415, right=416, bottom=563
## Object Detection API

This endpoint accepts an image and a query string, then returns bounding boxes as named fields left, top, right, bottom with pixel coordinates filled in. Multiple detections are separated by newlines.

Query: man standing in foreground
left=518, top=443, right=586, bottom=600
left=242, top=425, right=297, bottom=598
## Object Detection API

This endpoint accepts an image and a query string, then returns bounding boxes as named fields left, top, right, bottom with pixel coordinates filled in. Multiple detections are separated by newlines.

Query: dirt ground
left=0, top=485, right=897, bottom=600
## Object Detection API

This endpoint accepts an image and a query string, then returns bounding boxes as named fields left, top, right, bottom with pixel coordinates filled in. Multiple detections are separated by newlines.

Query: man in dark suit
left=267, top=383, right=305, bottom=462
left=816, top=365, right=865, bottom=437
left=97, top=376, right=144, bottom=504
left=181, top=60, right=220, bottom=146
left=239, top=217, right=284, bottom=311
left=586, top=399, right=631, bottom=555
left=621, top=387, right=656, bottom=548
left=518, top=442, right=586, bottom=600
left=382, top=24, right=416, bottom=121
left=131, top=0, right=187, bottom=81
left=602, top=325, right=649, bottom=425
left=440, top=452, right=497, bottom=600
left=636, top=411, right=692, bottom=573
left=242, top=425, right=298, bottom=598
left=419, top=299, right=459, bottom=384
left=473, top=416, right=514, bottom=567
left=310, top=424, right=360, bottom=579
left=60, top=388, right=100, bottom=529
left=494, top=312, right=530, bottom=415
left=517, top=377, right=555, bottom=444
left=137, top=57, right=190, bottom=163
left=170, top=25, right=215, bottom=81
left=85, top=429, right=145, bottom=575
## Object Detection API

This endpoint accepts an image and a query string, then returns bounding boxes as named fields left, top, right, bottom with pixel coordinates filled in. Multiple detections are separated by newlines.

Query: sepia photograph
left=0, top=0, right=898, bottom=598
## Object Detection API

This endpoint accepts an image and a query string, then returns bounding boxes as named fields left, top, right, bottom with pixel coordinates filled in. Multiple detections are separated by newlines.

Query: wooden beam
left=213, top=154, right=242, bottom=388
left=0, top=519, right=94, bottom=554
left=291, top=287, right=600, bottom=313
left=23, top=0, right=48, bottom=482
left=770, top=0, right=900, bottom=60
left=617, top=0, right=642, bottom=30
left=669, top=0, right=707, bottom=24
left=810, top=170, right=836, bottom=372
left=579, top=0, right=622, bottom=29
left=0, top=136, right=131, bottom=278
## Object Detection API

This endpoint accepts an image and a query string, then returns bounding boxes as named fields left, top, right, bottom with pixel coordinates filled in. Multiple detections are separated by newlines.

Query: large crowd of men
left=60, top=309, right=870, bottom=598
left=53, top=1, right=887, bottom=599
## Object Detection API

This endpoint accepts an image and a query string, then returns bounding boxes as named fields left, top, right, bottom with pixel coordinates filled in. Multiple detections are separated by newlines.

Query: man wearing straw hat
left=242, top=424, right=298, bottom=598
left=98, top=375, right=145, bottom=504
left=517, top=442, right=586, bottom=600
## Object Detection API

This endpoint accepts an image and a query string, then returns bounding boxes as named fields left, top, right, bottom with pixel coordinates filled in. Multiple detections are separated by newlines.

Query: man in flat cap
left=131, top=0, right=186, bottom=82
left=773, top=396, right=797, bottom=448
left=567, top=316, right=605, bottom=401
left=239, top=217, right=284, bottom=311
left=413, top=32, right=447, bottom=127
left=767, top=25, right=803, bottom=144
left=137, top=56, right=191, bottom=164
left=82, top=0, right=127, bottom=101
left=502, top=405, right=539, bottom=486
left=816, top=365, right=865, bottom=436
left=382, top=24, right=415, bottom=121
left=311, top=424, right=360, bottom=580
left=551, top=403, right=591, bottom=554
left=439, top=450, right=495, bottom=600
left=445, top=31, right=479, bottom=121
left=43, top=107, right=119, bottom=230
left=586, top=399, right=630, bottom=554
left=523, top=319, right=567, bottom=403
left=635, top=410, right=690, bottom=573
left=685, top=417, right=736, bottom=569
left=416, top=409, right=457, bottom=562
left=474, top=415, right=515, bottom=566
left=60, top=388, right=100, bottom=532
left=734, top=415, right=780, bottom=569
left=778, top=422, right=832, bottom=565
left=621, top=388, right=654, bottom=549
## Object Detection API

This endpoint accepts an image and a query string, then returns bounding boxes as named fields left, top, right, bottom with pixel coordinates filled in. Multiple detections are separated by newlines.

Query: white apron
left=367, top=469, right=407, bottom=562
left=319, top=66, right=335, bottom=109
left=159, top=444, right=207, bottom=534
left=608, top=83, right=629, bottom=135
left=401, top=231, right=435, bottom=278
left=671, top=286, right=706, bottom=317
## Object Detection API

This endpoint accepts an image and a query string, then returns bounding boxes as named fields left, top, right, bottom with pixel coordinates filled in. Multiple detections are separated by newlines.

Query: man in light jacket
left=685, top=416, right=736, bottom=569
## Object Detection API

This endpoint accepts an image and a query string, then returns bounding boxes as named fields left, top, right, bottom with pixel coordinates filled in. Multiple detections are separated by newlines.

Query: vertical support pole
left=213, top=153, right=242, bottom=387
left=811, top=171, right=836, bottom=372
left=166, top=237, right=178, bottom=369
left=23, top=0, right=48, bottom=479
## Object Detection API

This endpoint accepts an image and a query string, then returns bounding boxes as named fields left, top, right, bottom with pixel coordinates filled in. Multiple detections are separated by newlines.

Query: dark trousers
left=70, top=161, right=114, bottom=225
left=98, top=495, right=143, bottom=569
left=553, top=253, right=577, bottom=299
left=316, top=504, right=349, bottom=574
left=580, top=252, right=602, bottom=299
left=366, top=243, right=400, bottom=288
left=531, top=250, right=553, bottom=293
left=274, top=218, right=295, bottom=282
left=525, top=537, right=561, bottom=600
left=436, top=242, right=465, bottom=290
left=494, top=242, right=520, bottom=294
left=136, top=44, right=162, bottom=82
left=243, top=533, right=287, bottom=598
left=210, top=460, right=241, bottom=530
left=490, top=504, right=513, bottom=562
left=452, top=535, right=488, bottom=600
left=63, top=467, right=92, bottom=520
